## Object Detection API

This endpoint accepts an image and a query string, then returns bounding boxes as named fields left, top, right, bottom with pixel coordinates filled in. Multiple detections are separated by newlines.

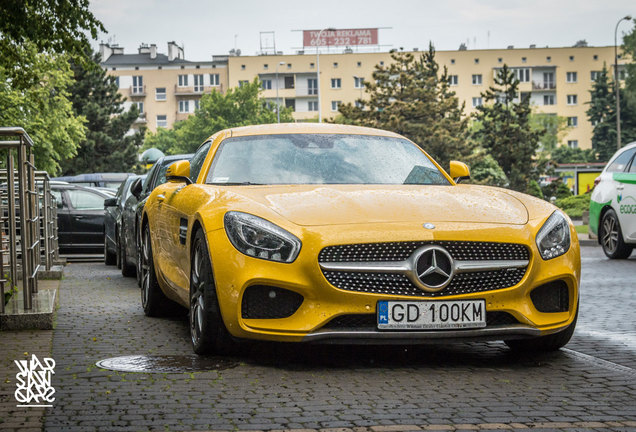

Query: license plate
left=377, top=300, right=486, bottom=330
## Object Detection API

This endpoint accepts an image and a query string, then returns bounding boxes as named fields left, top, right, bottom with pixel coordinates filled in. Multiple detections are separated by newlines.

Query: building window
left=287, top=64, right=292, bottom=69
left=569, top=55, right=574, bottom=61
left=238, top=80, right=249, bottom=88
left=543, top=95, right=555, bottom=105
left=474, top=58, right=479, bottom=64
left=521, top=57, right=527, bottom=63
left=308, top=101, right=318, bottom=111
left=331, top=100, right=341, bottom=111
left=132, top=76, right=143, bottom=94
left=513, top=68, right=530, bottom=82
left=331, top=78, right=341, bottom=89
left=178, top=100, right=189, bottom=113
left=566, top=72, right=577, bottom=83
left=241, top=65, right=246, bottom=70
left=472, top=97, right=483, bottom=107
left=114, top=76, right=120, bottom=88
left=568, top=140, right=578, bottom=148
left=133, top=101, right=144, bottom=114
left=210, top=74, right=220, bottom=86
left=310, top=62, right=315, bottom=69
left=448, top=75, right=458, bottom=86
left=284, top=76, right=294, bottom=89
left=593, top=54, right=598, bottom=60
left=546, top=56, right=551, bottom=62
left=591, top=71, right=601, bottom=81
left=619, top=69, right=627, bottom=81
left=356, top=61, right=362, bottom=67
left=567, top=116, right=578, bottom=127
left=178, top=74, right=188, bottom=87
left=450, top=59, right=455, bottom=65
left=308, top=78, right=317, bottom=95
left=194, top=100, right=200, bottom=111
left=354, top=77, right=364, bottom=88
left=497, top=57, right=503, bottom=63
left=355, top=100, right=363, bottom=108
left=264, top=64, right=268, bottom=70
left=261, top=79, right=272, bottom=90
left=155, top=87, right=166, bottom=101
left=156, top=115, right=167, bottom=128
left=567, top=94, right=578, bottom=105
left=472, top=74, right=482, bottom=85
left=379, top=61, right=384, bottom=66
left=194, top=74, right=204, bottom=92
left=333, top=62, right=338, bottom=68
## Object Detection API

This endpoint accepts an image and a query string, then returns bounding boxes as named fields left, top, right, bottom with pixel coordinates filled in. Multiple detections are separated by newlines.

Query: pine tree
left=61, top=51, right=144, bottom=175
left=337, top=44, right=472, bottom=169
left=587, top=66, right=616, bottom=161
left=472, top=65, right=543, bottom=193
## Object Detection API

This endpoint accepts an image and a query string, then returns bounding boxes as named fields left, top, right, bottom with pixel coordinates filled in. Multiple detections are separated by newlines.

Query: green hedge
left=555, top=194, right=591, bottom=219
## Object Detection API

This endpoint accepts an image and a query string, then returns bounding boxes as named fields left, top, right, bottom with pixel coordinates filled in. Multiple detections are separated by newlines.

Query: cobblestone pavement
left=1, top=246, right=635, bottom=431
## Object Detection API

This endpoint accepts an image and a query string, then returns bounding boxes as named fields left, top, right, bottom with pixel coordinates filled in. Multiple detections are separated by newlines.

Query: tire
left=505, top=304, right=578, bottom=352
left=600, top=209, right=633, bottom=259
left=136, top=238, right=143, bottom=288
left=121, top=238, right=136, bottom=277
left=116, top=231, right=122, bottom=270
left=104, top=234, right=116, bottom=265
left=189, top=229, right=234, bottom=355
left=140, top=224, right=172, bottom=317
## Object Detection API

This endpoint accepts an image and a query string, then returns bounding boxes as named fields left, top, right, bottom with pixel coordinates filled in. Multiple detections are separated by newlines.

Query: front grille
left=319, top=241, right=529, bottom=263
left=321, top=311, right=519, bottom=331
left=241, top=285, right=304, bottom=319
left=319, top=241, right=529, bottom=297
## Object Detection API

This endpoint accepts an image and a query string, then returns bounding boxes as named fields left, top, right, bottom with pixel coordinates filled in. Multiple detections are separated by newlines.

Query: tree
left=623, top=18, right=636, bottom=111
left=465, top=148, right=508, bottom=187
left=60, top=51, right=144, bottom=175
left=550, top=146, right=596, bottom=164
left=0, top=42, right=85, bottom=175
left=336, top=45, right=473, bottom=169
left=0, top=0, right=104, bottom=73
left=143, top=79, right=292, bottom=154
left=472, top=65, right=543, bottom=192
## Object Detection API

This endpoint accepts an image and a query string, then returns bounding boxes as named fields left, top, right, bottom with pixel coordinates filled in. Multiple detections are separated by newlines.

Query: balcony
left=134, top=113, right=147, bottom=124
left=129, top=85, right=146, bottom=97
left=532, top=81, right=556, bottom=91
left=174, top=84, right=223, bottom=96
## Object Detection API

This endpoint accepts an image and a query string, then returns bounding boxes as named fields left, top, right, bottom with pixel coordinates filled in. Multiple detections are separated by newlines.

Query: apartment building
left=100, top=42, right=229, bottom=132
left=103, top=42, right=628, bottom=149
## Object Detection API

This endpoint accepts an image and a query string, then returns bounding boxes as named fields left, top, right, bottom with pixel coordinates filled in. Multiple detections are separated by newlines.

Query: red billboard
left=303, top=28, right=379, bottom=47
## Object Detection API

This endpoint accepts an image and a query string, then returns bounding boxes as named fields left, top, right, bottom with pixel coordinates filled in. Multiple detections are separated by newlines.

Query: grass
left=575, top=225, right=588, bottom=234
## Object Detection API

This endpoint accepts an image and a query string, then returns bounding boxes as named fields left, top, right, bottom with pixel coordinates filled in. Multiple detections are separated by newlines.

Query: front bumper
left=207, top=220, right=580, bottom=343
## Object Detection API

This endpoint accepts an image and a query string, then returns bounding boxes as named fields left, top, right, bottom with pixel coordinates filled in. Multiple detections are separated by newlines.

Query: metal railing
left=0, top=127, right=58, bottom=312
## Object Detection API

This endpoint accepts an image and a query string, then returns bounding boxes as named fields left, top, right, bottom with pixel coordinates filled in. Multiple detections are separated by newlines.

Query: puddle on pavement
left=95, top=355, right=238, bottom=373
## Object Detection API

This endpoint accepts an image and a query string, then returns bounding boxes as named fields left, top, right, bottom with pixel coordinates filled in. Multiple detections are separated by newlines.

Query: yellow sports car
left=140, top=123, right=580, bottom=355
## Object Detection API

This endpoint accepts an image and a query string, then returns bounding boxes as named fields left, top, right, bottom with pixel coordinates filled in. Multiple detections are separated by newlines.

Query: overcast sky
left=90, top=0, right=635, bottom=60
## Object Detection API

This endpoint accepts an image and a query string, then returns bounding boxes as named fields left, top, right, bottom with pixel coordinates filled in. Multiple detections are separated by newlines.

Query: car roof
left=224, top=123, right=404, bottom=139
left=52, top=172, right=131, bottom=182
left=50, top=183, right=112, bottom=197
left=157, top=154, right=193, bottom=165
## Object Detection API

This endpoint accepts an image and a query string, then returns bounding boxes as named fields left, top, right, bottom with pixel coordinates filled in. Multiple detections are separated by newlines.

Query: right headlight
left=535, top=210, right=571, bottom=260
left=224, top=211, right=301, bottom=263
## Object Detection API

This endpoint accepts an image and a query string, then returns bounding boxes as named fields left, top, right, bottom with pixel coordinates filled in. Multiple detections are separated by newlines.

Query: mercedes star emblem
left=412, top=245, right=454, bottom=291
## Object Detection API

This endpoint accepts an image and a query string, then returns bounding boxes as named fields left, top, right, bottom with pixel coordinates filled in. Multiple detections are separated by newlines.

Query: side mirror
left=130, top=177, right=143, bottom=199
left=56, top=199, right=63, bottom=209
left=449, top=161, right=471, bottom=183
left=166, top=160, right=192, bottom=185
left=104, top=197, right=117, bottom=208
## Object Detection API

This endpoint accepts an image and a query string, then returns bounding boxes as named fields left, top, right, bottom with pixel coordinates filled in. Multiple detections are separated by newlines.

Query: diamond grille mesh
left=319, top=241, right=529, bottom=297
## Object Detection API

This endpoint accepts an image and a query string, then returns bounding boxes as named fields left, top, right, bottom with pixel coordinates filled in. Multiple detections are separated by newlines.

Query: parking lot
left=1, top=246, right=635, bottom=431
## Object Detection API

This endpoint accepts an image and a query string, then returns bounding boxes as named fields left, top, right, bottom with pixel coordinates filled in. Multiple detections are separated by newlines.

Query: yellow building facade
left=103, top=42, right=628, bottom=149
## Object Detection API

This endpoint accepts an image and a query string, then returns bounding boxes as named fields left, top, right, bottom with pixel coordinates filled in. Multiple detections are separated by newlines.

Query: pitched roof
left=101, top=53, right=198, bottom=66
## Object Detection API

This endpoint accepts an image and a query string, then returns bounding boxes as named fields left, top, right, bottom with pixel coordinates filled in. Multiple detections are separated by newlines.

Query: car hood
left=224, top=184, right=529, bottom=226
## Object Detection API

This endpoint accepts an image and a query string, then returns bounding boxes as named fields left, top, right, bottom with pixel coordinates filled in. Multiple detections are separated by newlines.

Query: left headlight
left=536, top=210, right=571, bottom=260
left=224, top=211, right=301, bottom=263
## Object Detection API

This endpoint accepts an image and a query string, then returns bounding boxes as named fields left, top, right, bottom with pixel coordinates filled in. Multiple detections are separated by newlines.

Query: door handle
left=157, top=194, right=165, bottom=202
left=75, top=215, right=85, bottom=219
left=617, top=185, right=624, bottom=191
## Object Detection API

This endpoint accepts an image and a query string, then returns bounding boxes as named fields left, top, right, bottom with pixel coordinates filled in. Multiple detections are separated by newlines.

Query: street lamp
left=276, top=61, right=285, bottom=123
left=615, top=15, right=632, bottom=150
left=316, top=27, right=335, bottom=123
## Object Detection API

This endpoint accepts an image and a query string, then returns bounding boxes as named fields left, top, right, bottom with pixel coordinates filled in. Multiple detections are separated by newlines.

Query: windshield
left=206, top=134, right=449, bottom=185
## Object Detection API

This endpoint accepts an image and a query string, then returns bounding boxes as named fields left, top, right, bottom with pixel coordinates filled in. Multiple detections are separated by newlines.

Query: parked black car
left=50, top=182, right=113, bottom=254
left=121, top=154, right=193, bottom=282
left=104, top=175, right=145, bottom=266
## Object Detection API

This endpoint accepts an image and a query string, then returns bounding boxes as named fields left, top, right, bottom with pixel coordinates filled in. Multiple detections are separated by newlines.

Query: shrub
left=555, top=193, right=591, bottom=219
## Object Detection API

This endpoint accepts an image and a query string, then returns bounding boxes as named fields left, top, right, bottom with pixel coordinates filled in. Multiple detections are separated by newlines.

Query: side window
left=50, top=190, right=65, bottom=209
left=143, top=162, right=160, bottom=193
left=115, top=180, right=127, bottom=204
left=629, top=155, right=636, bottom=173
left=607, top=148, right=636, bottom=173
left=189, top=141, right=212, bottom=183
left=67, top=190, right=105, bottom=210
